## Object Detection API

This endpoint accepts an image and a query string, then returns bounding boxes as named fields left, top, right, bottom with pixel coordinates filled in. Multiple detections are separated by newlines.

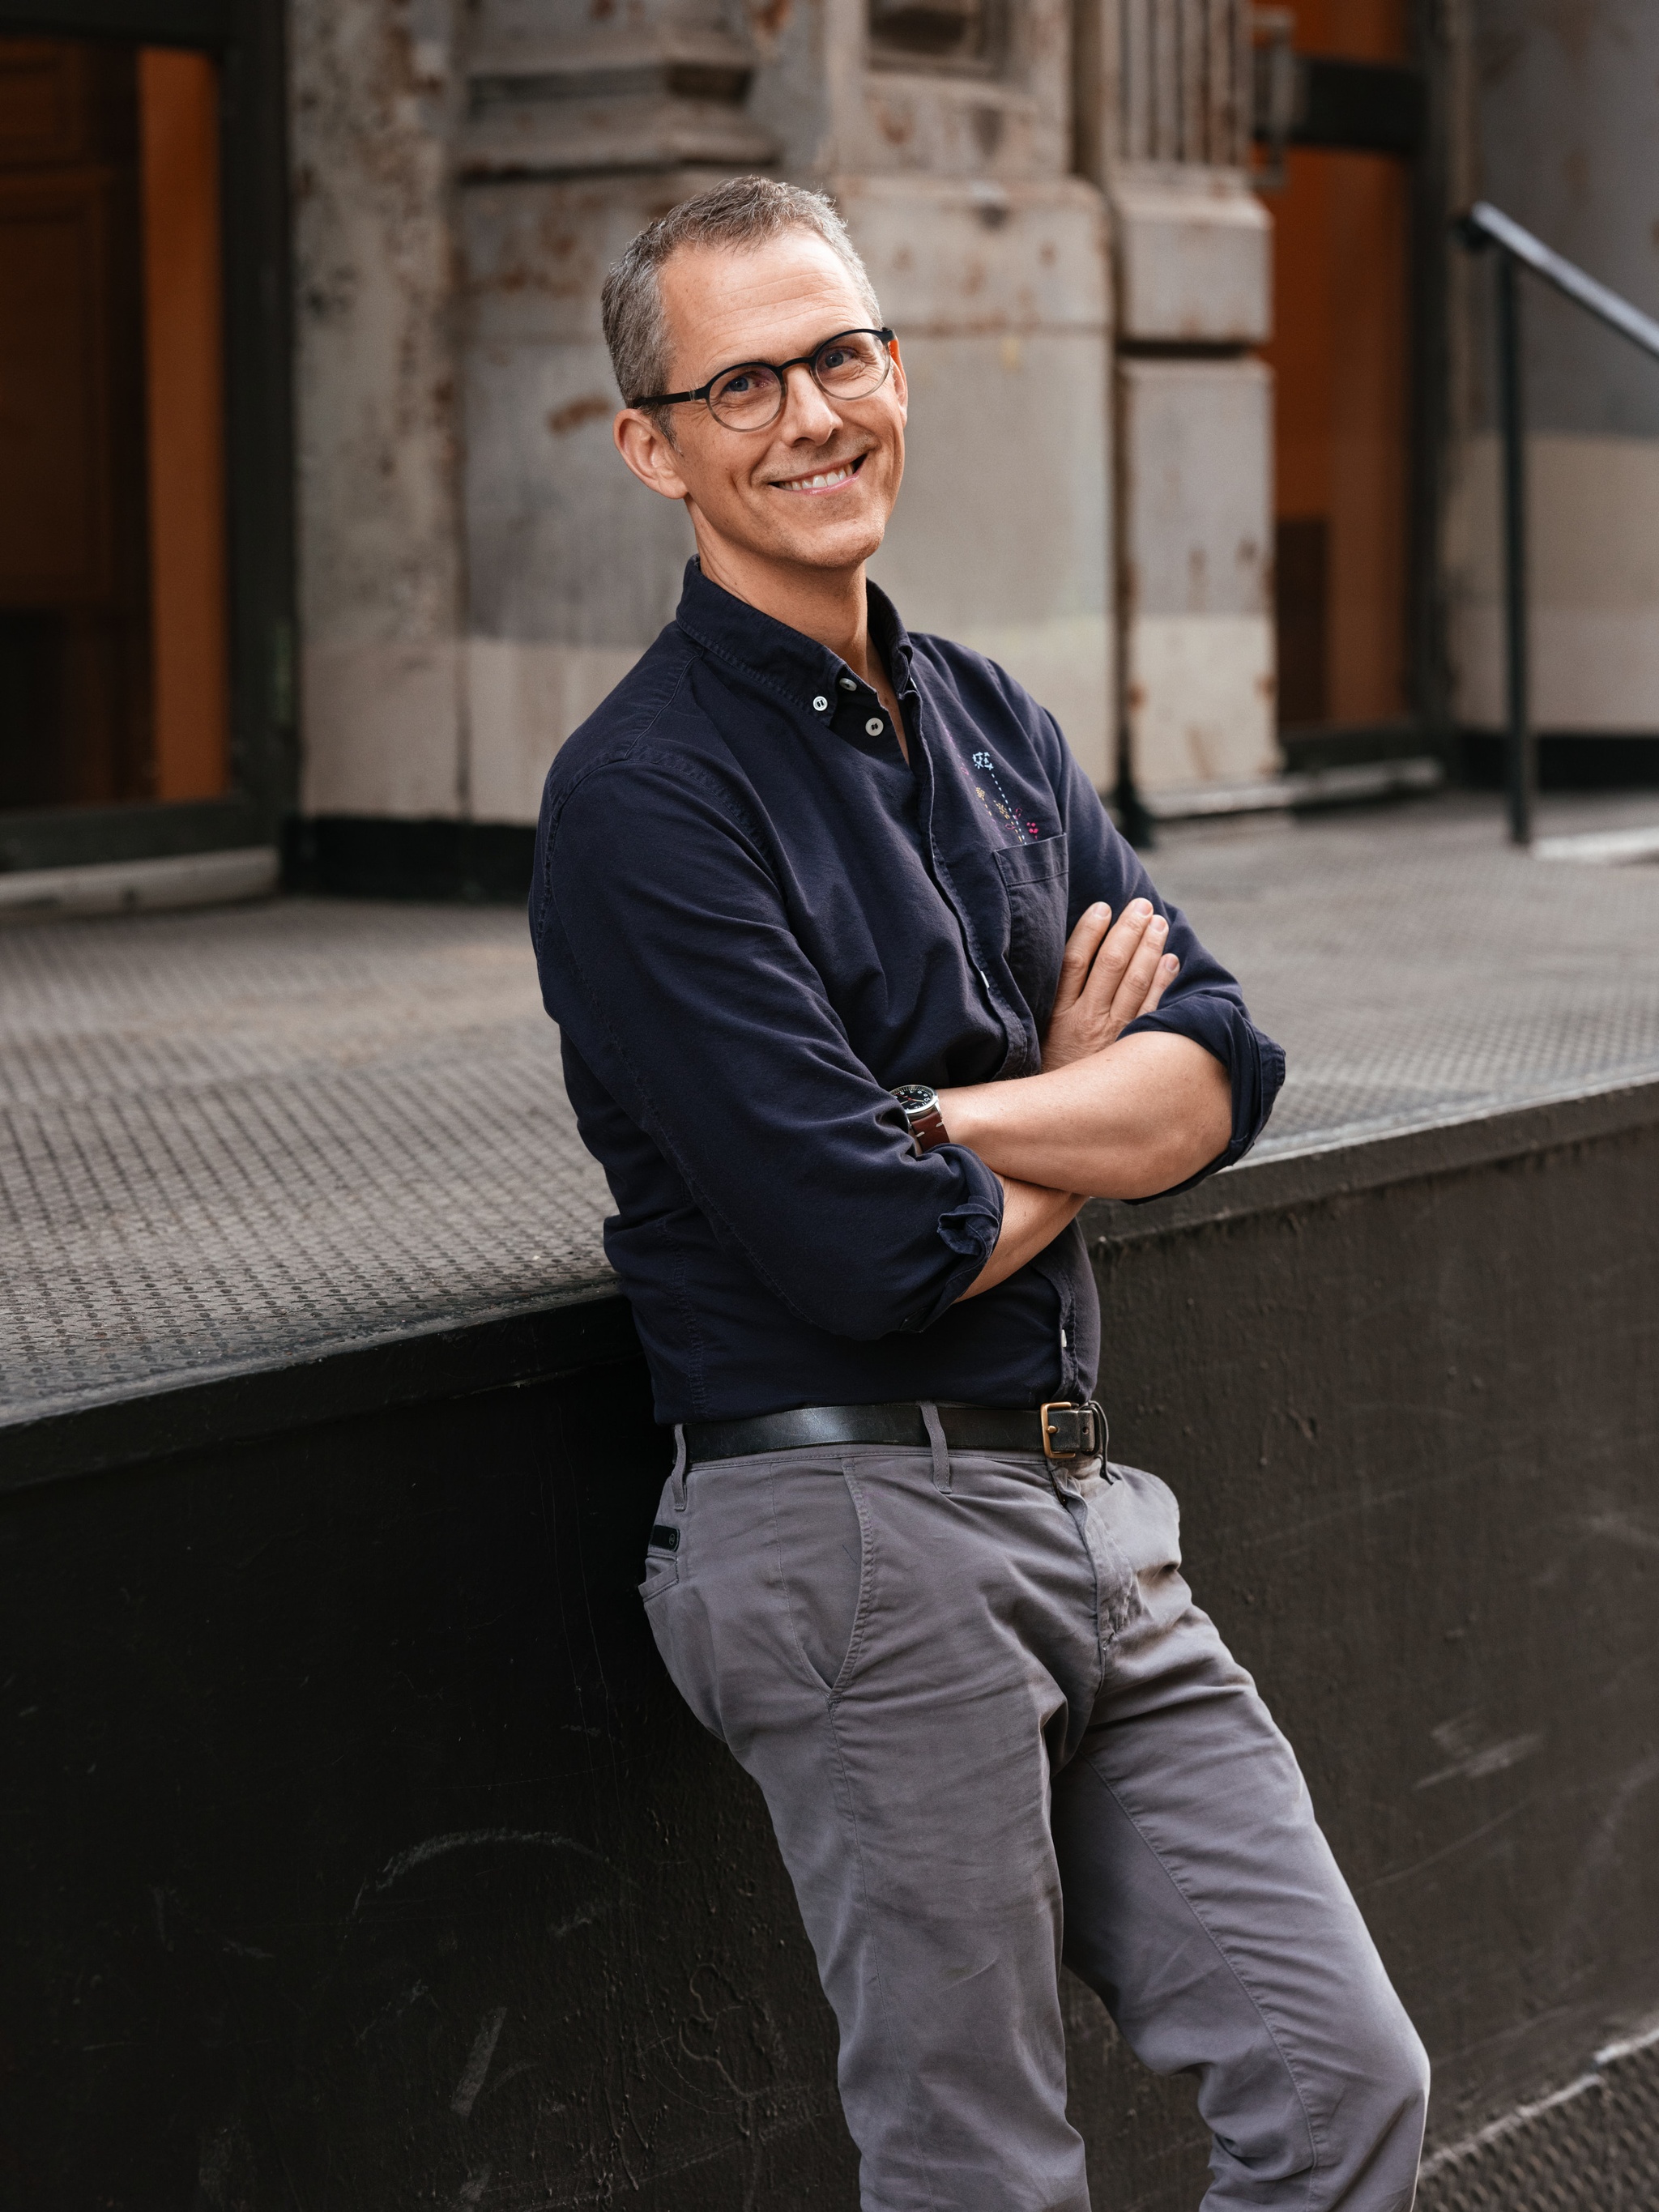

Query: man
left=531, top=177, right=1428, bottom=2211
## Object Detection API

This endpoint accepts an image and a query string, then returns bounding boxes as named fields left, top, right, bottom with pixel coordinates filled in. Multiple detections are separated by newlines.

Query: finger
left=1135, top=952, right=1179, bottom=1019
left=1076, top=898, right=1154, bottom=1011
left=1051, top=902, right=1112, bottom=1014
left=1081, top=899, right=1156, bottom=1013
left=1106, top=910, right=1170, bottom=1026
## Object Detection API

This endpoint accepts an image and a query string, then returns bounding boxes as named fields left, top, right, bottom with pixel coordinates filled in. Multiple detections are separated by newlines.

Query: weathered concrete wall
left=290, top=0, right=467, bottom=817
left=1085, top=0, right=1280, bottom=800
left=856, top=173, right=1114, bottom=782
left=285, top=0, right=1299, bottom=825
left=1445, top=433, right=1659, bottom=731
left=291, top=0, right=1117, bottom=822
left=1446, top=0, right=1659, bottom=733
left=1118, top=352, right=1277, bottom=789
left=458, top=172, right=702, bottom=826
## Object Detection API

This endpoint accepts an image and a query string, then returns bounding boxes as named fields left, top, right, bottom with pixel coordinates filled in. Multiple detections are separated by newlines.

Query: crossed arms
left=946, top=897, right=1233, bottom=1300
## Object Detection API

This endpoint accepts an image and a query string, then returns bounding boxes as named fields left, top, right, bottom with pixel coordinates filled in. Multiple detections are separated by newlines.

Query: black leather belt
left=684, top=1399, right=1106, bottom=1468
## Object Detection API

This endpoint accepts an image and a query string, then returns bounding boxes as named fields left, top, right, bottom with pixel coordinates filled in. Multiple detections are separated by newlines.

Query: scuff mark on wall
left=1415, top=1714, right=1546, bottom=1788
left=451, top=2005, right=508, bottom=2116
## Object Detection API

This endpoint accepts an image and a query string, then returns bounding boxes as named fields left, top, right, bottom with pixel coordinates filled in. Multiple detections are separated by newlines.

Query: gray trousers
left=641, top=1427, right=1429, bottom=2212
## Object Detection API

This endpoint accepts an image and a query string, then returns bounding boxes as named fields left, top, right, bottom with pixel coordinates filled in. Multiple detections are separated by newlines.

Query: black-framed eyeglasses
left=630, top=327, right=898, bottom=433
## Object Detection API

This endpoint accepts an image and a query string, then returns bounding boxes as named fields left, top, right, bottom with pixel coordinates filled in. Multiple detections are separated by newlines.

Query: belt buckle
left=1040, top=1400, right=1098, bottom=1462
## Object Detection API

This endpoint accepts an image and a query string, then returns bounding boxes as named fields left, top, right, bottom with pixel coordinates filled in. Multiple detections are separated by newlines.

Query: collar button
left=838, top=676, right=857, bottom=692
left=812, top=694, right=830, bottom=713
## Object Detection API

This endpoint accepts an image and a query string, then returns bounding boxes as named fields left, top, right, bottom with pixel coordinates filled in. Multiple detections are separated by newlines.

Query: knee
left=1352, top=2004, right=1431, bottom=2158
left=1385, top=2010, right=1431, bottom=2112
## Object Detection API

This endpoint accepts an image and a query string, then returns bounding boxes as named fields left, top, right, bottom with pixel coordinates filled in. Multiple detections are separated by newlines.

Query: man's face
left=614, top=231, right=907, bottom=579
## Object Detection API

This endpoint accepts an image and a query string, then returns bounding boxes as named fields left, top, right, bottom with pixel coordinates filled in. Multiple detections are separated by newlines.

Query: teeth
left=785, top=465, right=853, bottom=490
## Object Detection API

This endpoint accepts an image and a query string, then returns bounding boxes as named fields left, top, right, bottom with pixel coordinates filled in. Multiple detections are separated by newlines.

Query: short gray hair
left=602, top=176, right=883, bottom=412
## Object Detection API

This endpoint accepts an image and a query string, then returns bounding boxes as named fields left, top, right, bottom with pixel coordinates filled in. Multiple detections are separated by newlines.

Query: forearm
left=940, top=1031, right=1231, bottom=1201
left=957, top=1177, right=1085, bottom=1300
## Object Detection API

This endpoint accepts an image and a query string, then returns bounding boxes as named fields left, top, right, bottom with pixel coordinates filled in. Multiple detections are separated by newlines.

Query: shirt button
left=866, top=717, right=885, bottom=736
left=838, top=676, right=857, bottom=692
left=812, top=695, right=830, bottom=713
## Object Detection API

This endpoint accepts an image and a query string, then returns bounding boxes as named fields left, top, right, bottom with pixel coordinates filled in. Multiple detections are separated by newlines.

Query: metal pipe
left=1495, top=253, right=1533, bottom=847
left=1452, top=202, right=1659, bottom=846
left=1466, top=201, right=1659, bottom=363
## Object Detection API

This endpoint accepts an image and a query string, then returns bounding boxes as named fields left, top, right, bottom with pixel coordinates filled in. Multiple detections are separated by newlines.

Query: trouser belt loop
left=918, top=1400, right=951, bottom=1494
left=670, top=1421, right=689, bottom=1511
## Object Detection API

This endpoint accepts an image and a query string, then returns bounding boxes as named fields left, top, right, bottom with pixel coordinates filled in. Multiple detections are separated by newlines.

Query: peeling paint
left=547, top=394, right=613, bottom=436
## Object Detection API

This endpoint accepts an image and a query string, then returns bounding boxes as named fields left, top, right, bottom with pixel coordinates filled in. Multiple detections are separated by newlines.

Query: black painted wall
left=1094, top=1119, right=1659, bottom=2161
left=2, top=1115, right=1656, bottom=2209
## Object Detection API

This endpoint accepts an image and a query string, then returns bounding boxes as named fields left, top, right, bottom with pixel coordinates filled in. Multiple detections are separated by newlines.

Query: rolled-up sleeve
left=533, top=753, right=1004, bottom=1339
left=1049, top=721, right=1286, bottom=1185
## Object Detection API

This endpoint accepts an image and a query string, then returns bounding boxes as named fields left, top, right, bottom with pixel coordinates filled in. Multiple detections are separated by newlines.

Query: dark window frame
left=0, top=0, right=294, bottom=874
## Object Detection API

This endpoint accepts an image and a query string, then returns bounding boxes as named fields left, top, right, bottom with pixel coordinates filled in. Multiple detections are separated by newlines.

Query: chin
left=770, top=509, right=890, bottom=571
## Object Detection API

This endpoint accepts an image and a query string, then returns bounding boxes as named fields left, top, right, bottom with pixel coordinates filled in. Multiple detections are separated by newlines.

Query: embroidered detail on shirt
left=966, top=749, right=1038, bottom=842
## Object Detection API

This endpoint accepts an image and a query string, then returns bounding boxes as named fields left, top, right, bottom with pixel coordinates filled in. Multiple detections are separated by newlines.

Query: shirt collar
left=673, top=560, right=915, bottom=714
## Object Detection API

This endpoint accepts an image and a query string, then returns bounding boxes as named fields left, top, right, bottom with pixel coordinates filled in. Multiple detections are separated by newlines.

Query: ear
left=888, top=335, right=908, bottom=425
left=614, top=407, right=691, bottom=501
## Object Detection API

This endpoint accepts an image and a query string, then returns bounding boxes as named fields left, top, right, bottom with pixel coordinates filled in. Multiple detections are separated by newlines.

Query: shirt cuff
left=894, top=1144, right=1005, bottom=1333
left=1120, top=998, right=1287, bottom=1193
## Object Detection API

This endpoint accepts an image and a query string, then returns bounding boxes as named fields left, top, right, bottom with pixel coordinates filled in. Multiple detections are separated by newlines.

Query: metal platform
left=4, top=790, right=1658, bottom=1422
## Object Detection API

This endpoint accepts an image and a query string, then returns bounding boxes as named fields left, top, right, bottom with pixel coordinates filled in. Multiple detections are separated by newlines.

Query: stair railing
left=1454, top=202, right=1659, bottom=846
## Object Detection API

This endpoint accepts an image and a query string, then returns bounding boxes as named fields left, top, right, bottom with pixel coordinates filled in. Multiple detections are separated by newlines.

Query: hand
left=1041, top=900, right=1178, bottom=1072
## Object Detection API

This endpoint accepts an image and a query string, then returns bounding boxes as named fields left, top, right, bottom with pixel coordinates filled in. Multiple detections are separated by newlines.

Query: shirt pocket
left=994, top=837, right=1070, bottom=1028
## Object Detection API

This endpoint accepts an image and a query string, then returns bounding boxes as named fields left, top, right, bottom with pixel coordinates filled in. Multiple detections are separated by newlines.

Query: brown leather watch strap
left=893, top=1085, right=950, bottom=1156
left=908, top=1099, right=949, bottom=1153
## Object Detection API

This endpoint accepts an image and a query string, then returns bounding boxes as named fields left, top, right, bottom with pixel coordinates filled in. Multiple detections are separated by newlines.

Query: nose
left=777, top=358, right=841, bottom=442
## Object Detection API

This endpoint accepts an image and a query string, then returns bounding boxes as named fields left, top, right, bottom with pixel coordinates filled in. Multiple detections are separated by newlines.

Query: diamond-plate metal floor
left=1, top=901, right=613, bottom=1419
left=1154, top=791, right=1659, bottom=1152
left=4, top=790, right=1658, bottom=1420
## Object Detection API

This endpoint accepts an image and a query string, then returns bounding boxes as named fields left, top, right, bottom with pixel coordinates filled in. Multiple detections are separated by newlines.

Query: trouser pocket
left=766, top=1454, right=871, bottom=1696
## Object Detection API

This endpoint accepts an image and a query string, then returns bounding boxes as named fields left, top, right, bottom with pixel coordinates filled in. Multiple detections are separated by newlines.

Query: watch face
left=893, top=1084, right=937, bottom=1112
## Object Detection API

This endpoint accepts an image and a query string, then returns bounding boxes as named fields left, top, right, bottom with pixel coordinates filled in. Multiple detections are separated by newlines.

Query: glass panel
left=0, top=36, right=228, bottom=812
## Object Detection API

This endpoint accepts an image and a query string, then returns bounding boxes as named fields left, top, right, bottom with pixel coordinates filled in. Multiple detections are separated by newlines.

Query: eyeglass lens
left=706, top=331, right=889, bottom=429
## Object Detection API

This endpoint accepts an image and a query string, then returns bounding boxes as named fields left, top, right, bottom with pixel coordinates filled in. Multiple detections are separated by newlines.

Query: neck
left=692, top=526, right=882, bottom=688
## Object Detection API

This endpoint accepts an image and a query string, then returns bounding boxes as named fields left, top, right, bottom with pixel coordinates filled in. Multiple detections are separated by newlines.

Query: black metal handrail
left=1454, top=202, right=1659, bottom=846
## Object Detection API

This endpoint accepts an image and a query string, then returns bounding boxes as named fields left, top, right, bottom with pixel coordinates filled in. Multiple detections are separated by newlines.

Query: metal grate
left=1606, top=2027, right=1659, bottom=2212
left=1417, top=2024, right=1659, bottom=2212
left=0, top=898, right=615, bottom=1417
left=1149, top=793, right=1659, bottom=1157
left=4, top=791, right=1659, bottom=1421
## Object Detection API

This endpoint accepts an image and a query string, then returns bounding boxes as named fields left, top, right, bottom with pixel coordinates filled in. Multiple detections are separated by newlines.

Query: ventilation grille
left=1418, top=2027, right=1659, bottom=2212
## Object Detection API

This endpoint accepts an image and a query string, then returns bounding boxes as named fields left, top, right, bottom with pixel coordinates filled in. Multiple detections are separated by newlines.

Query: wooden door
left=1257, top=0, right=1413, bottom=735
left=0, top=36, right=227, bottom=813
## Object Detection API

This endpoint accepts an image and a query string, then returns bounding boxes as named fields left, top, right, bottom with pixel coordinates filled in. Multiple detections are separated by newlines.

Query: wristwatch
left=892, top=1083, right=950, bottom=1156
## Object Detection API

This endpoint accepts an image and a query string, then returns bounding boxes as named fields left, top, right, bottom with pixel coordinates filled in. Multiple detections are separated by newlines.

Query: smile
left=772, top=457, right=865, bottom=495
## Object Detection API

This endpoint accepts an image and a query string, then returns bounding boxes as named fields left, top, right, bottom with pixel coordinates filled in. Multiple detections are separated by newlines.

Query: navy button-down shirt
left=531, top=563, right=1284, bottom=1423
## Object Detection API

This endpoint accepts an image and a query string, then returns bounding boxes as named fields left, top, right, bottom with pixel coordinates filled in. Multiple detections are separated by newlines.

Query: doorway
left=0, top=0, right=290, bottom=877
left=1256, top=0, right=1416, bottom=744
left=0, top=36, right=228, bottom=812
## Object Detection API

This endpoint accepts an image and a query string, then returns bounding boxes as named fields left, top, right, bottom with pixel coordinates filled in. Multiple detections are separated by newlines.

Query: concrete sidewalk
left=4, top=788, right=1657, bottom=1418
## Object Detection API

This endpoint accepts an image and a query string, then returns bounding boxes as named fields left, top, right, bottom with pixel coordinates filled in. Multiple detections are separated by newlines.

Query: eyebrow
left=689, top=326, right=873, bottom=387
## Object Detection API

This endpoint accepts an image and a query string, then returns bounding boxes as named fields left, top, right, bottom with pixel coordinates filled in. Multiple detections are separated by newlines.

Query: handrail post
left=1454, top=200, right=1659, bottom=845
left=1495, top=251, right=1534, bottom=846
